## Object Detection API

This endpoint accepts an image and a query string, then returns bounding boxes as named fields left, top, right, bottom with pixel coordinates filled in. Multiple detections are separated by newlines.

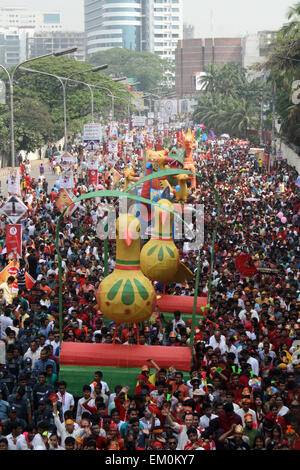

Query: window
left=44, top=13, right=60, bottom=24
left=105, top=17, right=141, bottom=21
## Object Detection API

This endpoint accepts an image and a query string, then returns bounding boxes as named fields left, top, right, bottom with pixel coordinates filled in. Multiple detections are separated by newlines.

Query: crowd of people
left=0, top=122, right=299, bottom=451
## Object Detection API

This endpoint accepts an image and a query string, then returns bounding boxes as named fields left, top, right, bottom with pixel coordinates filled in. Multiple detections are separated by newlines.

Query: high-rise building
left=242, top=31, right=277, bottom=70
left=0, top=6, right=63, bottom=32
left=0, top=6, right=64, bottom=67
left=0, top=28, right=27, bottom=67
left=85, top=0, right=142, bottom=55
left=84, top=0, right=183, bottom=61
left=27, top=32, right=85, bottom=62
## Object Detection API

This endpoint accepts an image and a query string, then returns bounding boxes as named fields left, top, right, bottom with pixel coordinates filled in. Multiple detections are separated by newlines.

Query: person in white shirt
left=76, top=385, right=95, bottom=423
left=199, top=404, right=218, bottom=428
left=23, top=340, right=42, bottom=368
left=276, top=396, right=290, bottom=416
left=241, top=349, right=259, bottom=377
left=0, top=310, right=13, bottom=339
left=238, top=308, right=259, bottom=322
left=52, top=400, right=86, bottom=448
left=236, top=399, right=257, bottom=426
left=57, top=381, right=75, bottom=417
left=16, top=427, right=36, bottom=450
left=209, top=329, right=226, bottom=351
left=165, top=412, right=201, bottom=450
left=139, top=407, right=160, bottom=431
left=6, top=426, right=21, bottom=450
left=90, top=371, right=110, bottom=395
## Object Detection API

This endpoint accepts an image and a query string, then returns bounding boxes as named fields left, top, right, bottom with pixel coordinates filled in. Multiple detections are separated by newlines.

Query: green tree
left=87, top=47, right=174, bottom=94
left=256, top=2, right=300, bottom=147
left=0, top=56, right=132, bottom=163
left=193, top=63, right=269, bottom=140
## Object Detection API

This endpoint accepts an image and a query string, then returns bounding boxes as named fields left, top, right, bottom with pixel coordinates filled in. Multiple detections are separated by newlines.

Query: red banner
left=6, top=224, right=22, bottom=259
left=88, top=169, right=98, bottom=186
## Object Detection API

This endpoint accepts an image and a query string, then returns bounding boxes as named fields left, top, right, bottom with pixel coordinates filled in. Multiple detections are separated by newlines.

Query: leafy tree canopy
left=87, top=47, right=174, bottom=93
left=0, top=56, right=132, bottom=163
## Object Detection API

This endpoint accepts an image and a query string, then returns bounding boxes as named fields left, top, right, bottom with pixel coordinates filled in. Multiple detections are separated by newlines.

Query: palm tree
left=199, top=64, right=220, bottom=93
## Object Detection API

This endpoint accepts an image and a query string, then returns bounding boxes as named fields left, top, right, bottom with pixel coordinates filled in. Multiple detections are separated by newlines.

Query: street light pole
left=20, top=67, right=70, bottom=151
left=0, top=48, right=77, bottom=167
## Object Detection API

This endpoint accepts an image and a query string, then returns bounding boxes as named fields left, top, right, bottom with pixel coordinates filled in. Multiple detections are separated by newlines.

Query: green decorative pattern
left=134, top=278, right=149, bottom=301
left=158, top=246, right=164, bottom=261
left=107, top=279, right=123, bottom=301
left=115, top=259, right=140, bottom=265
left=147, top=245, right=158, bottom=256
left=166, top=246, right=175, bottom=258
left=122, top=279, right=135, bottom=305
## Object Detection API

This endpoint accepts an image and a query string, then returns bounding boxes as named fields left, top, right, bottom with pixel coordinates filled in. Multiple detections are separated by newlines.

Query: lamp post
left=19, top=69, right=123, bottom=141
left=20, top=67, right=71, bottom=151
left=0, top=48, right=77, bottom=167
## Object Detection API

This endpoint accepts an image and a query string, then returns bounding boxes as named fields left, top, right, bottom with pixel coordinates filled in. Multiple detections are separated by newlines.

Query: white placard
left=83, top=123, right=102, bottom=142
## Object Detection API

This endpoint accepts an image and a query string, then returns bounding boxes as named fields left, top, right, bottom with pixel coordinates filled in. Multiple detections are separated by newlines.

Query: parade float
left=58, top=130, right=220, bottom=395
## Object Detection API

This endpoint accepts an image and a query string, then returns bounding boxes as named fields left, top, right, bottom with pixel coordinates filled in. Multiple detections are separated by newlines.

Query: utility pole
left=260, top=90, right=264, bottom=146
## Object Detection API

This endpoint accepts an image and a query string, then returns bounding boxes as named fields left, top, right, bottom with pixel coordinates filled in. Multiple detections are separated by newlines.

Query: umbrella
left=199, top=124, right=206, bottom=129
left=244, top=198, right=258, bottom=202
left=220, top=134, right=230, bottom=139
left=235, top=253, right=258, bottom=278
left=53, top=152, right=62, bottom=157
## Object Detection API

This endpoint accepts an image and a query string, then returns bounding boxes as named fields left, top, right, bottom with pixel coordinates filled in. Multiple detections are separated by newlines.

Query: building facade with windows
left=27, top=32, right=85, bottom=62
left=175, top=37, right=243, bottom=98
left=0, top=6, right=63, bottom=32
left=84, top=0, right=183, bottom=61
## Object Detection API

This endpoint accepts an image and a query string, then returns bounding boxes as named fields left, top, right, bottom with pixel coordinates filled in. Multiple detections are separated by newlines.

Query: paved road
left=0, top=159, right=58, bottom=198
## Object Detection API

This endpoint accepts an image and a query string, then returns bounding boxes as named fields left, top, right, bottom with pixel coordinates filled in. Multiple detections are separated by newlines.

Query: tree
left=87, top=47, right=174, bottom=94
left=256, top=1, right=300, bottom=147
left=193, top=63, right=270, bottom=141
left=0, top=56, right=132, bottom=163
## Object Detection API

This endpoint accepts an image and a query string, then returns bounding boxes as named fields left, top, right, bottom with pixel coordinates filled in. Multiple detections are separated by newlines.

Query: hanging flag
left=55, top=189, right=78, bottom=218
left=6, top=224, right=22, bottom=259
left=88, top=169, right=98, bottom=186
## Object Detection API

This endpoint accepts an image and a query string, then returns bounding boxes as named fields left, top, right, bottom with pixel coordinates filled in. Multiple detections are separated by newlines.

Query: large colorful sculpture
left=181, top=129, right=196, bottom=188
left=140, top=199, right=193, bottom=283
left=96, top=214, right=156, bottom=323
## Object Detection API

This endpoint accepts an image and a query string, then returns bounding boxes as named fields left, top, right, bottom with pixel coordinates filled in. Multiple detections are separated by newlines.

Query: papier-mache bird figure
left=96, top=214, right=156, bottom=324
left=140, top=199, right=193, bottom=283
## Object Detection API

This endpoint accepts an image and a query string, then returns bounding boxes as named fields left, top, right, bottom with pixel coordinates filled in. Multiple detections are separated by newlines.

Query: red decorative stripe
left=152, top=236, right=174, bottom=241
left=115, top=264, right=141, bottom=271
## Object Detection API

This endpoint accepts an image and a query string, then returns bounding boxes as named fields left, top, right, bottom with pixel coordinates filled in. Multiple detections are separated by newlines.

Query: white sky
left=0, top=0, right=295, bottom=35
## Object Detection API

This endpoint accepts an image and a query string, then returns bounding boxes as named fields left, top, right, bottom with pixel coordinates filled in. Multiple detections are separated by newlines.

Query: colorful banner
left=87, top=156, right=99, bottom=170
left=58, top=171, right=75, bottom=189
left=56, top=152, right=75, bottom=170
left=7, top=170, right=21, bottom=196
left=56, top=189, right=74, bottom=213
left=108, top=168, right=122, bottom=186
left=6, top=224, right=22, bottom=259
left=0, top=260, right=35, bottom=292
left=88, top=169, right=98, bottom=186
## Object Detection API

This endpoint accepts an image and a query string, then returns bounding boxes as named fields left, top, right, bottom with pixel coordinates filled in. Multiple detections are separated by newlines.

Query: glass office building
left=85, top=0, right=142, bottom=55
left=84, top=0, right=183, bottom=61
